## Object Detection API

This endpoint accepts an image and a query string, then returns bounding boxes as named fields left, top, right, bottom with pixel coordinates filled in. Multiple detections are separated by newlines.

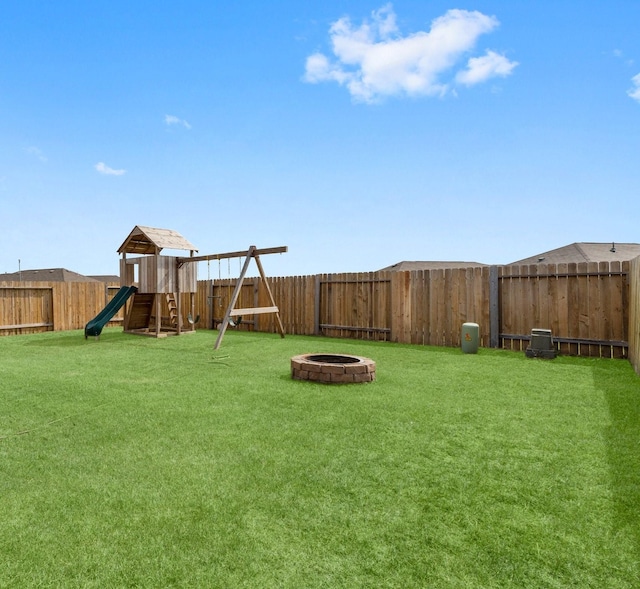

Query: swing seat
left=230, top=306, right=279, bottom=316
left=188, top=313, right=200, bottom=325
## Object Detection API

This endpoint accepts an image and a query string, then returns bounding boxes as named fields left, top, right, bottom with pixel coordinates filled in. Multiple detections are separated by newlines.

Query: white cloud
left=628, top=73, right=640, bottom=102
left=613, top=49, right=634, bottom=66
left=25, top=146, right=47, bottom=163
left=456, top=50, right=519, bottom=86
left=164, top=114, right=192, bottom=129
left=95, top=162, right=126, bottom=176
left=303, top=4, right=517, bottom=103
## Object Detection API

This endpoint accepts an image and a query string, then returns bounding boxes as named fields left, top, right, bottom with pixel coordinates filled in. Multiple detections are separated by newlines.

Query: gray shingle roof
left=379, top=261, right=487, bottom=271
left=508, top=242, right=640, bottom=265
left=0, top=268, right=101, bottom=282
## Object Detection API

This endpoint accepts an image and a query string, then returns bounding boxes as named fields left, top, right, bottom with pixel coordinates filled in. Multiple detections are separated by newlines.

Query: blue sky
left=1, top=1, right=639, bottom=278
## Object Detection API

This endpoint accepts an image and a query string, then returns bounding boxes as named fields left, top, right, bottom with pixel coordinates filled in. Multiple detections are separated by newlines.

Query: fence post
left=629, top=257, right=640, bottom=374
left=314, top=275, right=321, bottom=335
left=489, top=265, right=499, bottom=348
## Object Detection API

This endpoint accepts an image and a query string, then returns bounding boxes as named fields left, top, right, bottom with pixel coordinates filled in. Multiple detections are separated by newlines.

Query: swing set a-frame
left=177, top=244, right=287, bottom=350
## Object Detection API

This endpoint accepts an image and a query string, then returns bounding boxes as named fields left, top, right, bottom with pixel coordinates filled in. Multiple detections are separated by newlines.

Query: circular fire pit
left=291, top=353, right=376, bottom=384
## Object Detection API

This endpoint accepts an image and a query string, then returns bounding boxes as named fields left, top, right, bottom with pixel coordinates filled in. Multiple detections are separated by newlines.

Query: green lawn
left=1, top=328, right=639, bottom=588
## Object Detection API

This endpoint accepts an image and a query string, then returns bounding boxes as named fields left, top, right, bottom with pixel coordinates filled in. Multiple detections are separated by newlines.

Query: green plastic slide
left=84, top=286, right=137, bottom=338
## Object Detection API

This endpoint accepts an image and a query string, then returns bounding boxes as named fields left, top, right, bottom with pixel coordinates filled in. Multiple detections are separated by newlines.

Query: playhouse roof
left=117, top=226, right=198, bottom=255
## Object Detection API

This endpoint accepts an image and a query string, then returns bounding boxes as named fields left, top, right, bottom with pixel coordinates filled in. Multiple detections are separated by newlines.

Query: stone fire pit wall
left=291, top=354, right=376, bottom=384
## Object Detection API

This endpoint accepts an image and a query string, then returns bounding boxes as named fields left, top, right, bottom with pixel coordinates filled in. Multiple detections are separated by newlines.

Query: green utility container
left=461, top=322, right=479, bottom=354
left=525, top=328, right=557, bottom=359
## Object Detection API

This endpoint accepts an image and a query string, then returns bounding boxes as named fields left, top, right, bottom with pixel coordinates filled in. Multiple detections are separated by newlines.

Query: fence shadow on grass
left=595, top=361, right=640, bottom=562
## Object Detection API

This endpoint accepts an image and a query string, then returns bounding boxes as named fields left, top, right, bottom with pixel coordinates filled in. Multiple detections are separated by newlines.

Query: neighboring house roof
left=0, top=268, right=101, bottom=282
left=379, top=261, right=488, bottom=272
left=509, top=242, right=640, bottom=265
left=118, top=225, right=198, bottom=255
left=88, top=275, right=121, bottom=283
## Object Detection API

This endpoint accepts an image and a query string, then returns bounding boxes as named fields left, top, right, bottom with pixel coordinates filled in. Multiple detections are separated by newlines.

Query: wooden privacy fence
left=1, top=259, right=638, bottom=363
left=0, top=281, right=122, bottom=335
left=198, top=261, right=630, bottom=358
left=0, top=285, right=54, bottom=335
left=500, top=262, right=628, bottom=358
left=202, top=269, right=486, bottom=344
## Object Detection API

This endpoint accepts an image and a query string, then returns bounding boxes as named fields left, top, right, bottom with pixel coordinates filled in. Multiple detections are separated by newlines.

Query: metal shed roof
left=117, top=226, right=198, bottom=255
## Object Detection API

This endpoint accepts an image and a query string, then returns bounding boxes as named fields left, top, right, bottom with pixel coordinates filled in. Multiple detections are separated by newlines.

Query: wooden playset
left=116, top=226, right=286, bottom=348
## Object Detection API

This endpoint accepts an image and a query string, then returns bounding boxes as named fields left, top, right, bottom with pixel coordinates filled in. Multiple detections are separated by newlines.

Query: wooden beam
left=0, top=322, right=53, bottom=330
left=177, top=246, right=287, bottom=265
left=0, top=286, right=51, bottom=291
left=319, top=324, right=390, bottom=334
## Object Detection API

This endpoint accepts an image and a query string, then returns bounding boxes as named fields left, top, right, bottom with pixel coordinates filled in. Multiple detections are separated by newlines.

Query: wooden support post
left=253, top=254, right=285, bottom=339
left=489, top=265, right=499, bottom=348
left=210, top=280, right=215, bottom=330
left=190, top=292, right=195, bottom=331
left=155, top=246, right=161, bottom=337
left=314, top=275, right=321, bottom=335
left=176, top=256, right=181, bottom=335
left=214, top=247, right=255, bottom=350
left=155, top=294, right=161, bottom=337
left=189, top=250, right=195, bottom=332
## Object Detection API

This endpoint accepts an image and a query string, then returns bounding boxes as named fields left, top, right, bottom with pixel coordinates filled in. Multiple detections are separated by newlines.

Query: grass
left=1, top=328, right=639, bottom=588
